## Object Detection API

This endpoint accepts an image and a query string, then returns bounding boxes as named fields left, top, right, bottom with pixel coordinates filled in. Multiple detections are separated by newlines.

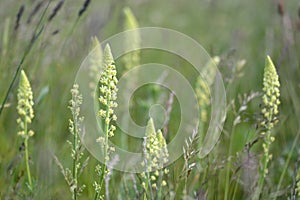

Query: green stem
left=24, top=116, right=33, bottom=192
left=224, top=126, right=235, bottom=200
left=94, top=91, right=111, bottom=200
left=183, top=159, right=188, bottom=197
left=73, top=117, right=78, bottom=200
left=156, top=170, right=164, bottom=200
left=255, top=109, right=274, bottom=200
left=232, top=172, right=241, bottom=200
left=145, top=170, right=153, bottom=200
left=255, top=139, right=270, bottom=200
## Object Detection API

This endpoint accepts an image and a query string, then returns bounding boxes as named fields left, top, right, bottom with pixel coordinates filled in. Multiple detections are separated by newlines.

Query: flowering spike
left=195, top=56, right=220, bottom=123
left=142, top=119, right=169, bottom=195
left=145, top=118, right=156, bottom=137
left=88, top=37, right=102, bottom=94
left=17, top=70, right=34, bottom=136
left=123, top=7, right=139, bottom=30
left=103, top=44, right=114, bottom=68
left=16, top=70, right=35, bottom=191
left=94, top=43, right=119, bottom=199
left=123, top=7, right=140, bottom=71
left=261, top=55, right=280, bottom=129
left=255, top=56, right=281, bottom=199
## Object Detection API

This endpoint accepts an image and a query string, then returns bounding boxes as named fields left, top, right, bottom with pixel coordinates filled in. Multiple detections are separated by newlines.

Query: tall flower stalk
left=94, top=44, right=118, bottom=200
left=68, top=84, right=85, bottom=199
left=254, top=56, right=280, bottom=199
left=53, top=84, right=87, bottom=199
left=17, top=70, right=35, bottom=192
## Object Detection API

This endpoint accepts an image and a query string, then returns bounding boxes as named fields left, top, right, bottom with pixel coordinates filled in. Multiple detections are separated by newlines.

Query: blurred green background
left=1, top=0, right=300, bottom=199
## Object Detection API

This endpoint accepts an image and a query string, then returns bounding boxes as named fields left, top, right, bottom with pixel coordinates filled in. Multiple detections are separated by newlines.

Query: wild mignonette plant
left=141, top=118, right=169, bottom=200
left=123, top=6, right=140, bottom=72
left=94, top=44, right=118, bottom=200
left=254, top=56, right=280, bottom=199
left=54, top=84, right=87, bottom=200
left=17, top=70, right=35, bottom=192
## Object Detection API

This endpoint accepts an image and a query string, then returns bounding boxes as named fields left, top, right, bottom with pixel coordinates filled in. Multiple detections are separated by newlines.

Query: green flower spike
left=123, top=7, right=140, bottom=71
left=97, top=44, right=118, bottom=144
left=144, top=118, right=169, bottom=172
left=195, top=56, right=220, bottom=123
left=254, top=56, right=280, bottom=200
left=261, top=56, right=280, bottom=129
left=142, top=118, right=169, bottom=199
left=17, top=70, right=34, bottom=137
left=94, top=44, right=118, bottom=200
left=195, top=57, right=220, bottom=150
left=260, top=56, right=280, bottom=176
left=17, top=70, right=35, bottom=192
left=88, top=37, right=103, bottom=94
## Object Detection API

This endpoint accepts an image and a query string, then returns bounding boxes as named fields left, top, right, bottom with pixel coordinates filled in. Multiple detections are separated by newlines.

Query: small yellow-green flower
left=17, top=70, right=34, bottom=137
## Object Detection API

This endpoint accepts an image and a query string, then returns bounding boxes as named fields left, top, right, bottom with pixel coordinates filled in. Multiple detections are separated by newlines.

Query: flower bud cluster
left=17, top=70, right=34, bottom=137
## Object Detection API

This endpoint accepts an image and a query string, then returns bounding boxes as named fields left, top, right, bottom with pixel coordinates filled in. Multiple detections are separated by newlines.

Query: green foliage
left=1, top=1, right=300, bottom=200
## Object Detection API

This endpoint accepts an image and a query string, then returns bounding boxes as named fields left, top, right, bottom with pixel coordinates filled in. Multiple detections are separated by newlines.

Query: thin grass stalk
left=274, top=130, right=300, bottom=200
left=72, top=109, right=78, bottom=200
left=61, top=0, right=91, bottom=53
left=232, top=173, right=241, bottom=200
left=273, top=79, right=300, bottom=199
left=256, top=129, right=271, bottom=199
left=224, top=126, right=235, bottom=200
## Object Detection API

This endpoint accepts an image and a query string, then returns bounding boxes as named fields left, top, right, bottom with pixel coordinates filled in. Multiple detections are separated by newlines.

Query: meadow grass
left=1, top=1, right=300, bottom=199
